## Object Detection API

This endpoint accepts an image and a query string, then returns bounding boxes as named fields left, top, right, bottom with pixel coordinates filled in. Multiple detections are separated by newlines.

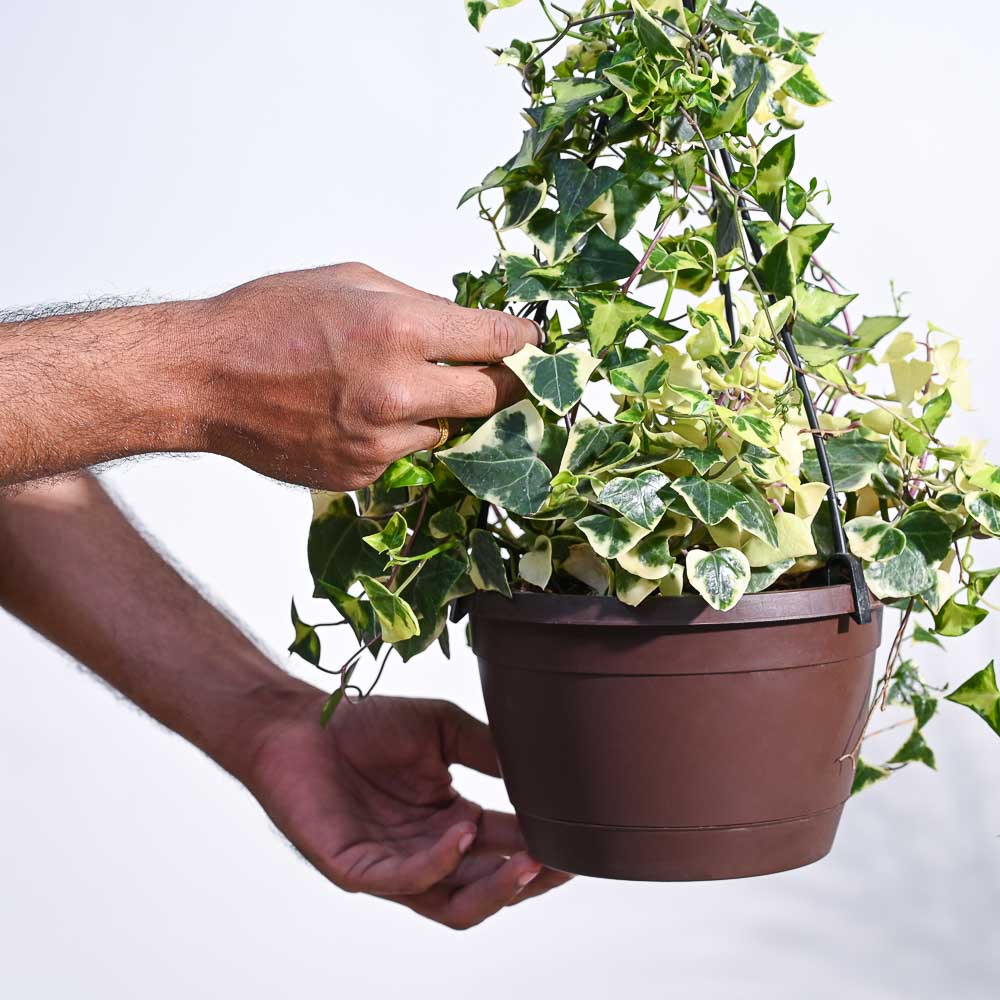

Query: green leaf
left=913, top=694, right=938, bottom=729
left=746, top=558, right=795, bottom=594
left=555, top=158, right=623, bottom=223
left=500, top=178, right=548, bottom=231
left=785, top=179, right=807, bottom=220
left=609, top=355, right=670, bottom=397
left=889, top=727, right=936, bottom=770
left=912, top=623, right=944, bottom=649
left=966, top=491, right=1000, bottom=535
left=440, top=401, right=551, bottom=516
left=946, top=661, right=1000, bottom=737
left=465, top=0, right=523, bottom=31
left=630, top=0, right=685, bottom=58
left=362, top=512, right=408, bottom=556
left=288, top=600, right=321, bottom=666
left=753, top=223, right=833, bottom=298
left=527, top=78, right=611, bottom=130
left=783, top=63, right=830, bottom=106
left=524, top=208, right=604, bottom=264
left=577, top=513, right=650, bottom=559
left=504, top=343, right=601, bottom=416
left=599, top=470, right=669, bottom=529
left=851, top=759, right=891, bottom=795
left=382, top=457, right=435, bottom=489
left=714, top=407, right=780, bottom=450
left=469, top=529, right=512, bottom=597
left=672, top=476, right=745, bottom=526
left=563, top=229, right=640, bottom=287
left=852, top=314, right=907, bottom=352
left=308, top=511, right=386, bottom=593
left=503, top=252, right=567, bottom=302
left=793, top=282, right=857, bottom=326
left=934, top=595, right=988, bottom=637
left=802, top=430, right=886, bottom=491
left=358, top=576, right=420, bottom=644
left=897, top=508, right=952, bottom=562
left=577, top=294, right=652, bottom=355
left=686, top=548, right=752, bottom=611
left=900, top=388, right=951, bottom=455
left=752, top=135, right=795, bottom=223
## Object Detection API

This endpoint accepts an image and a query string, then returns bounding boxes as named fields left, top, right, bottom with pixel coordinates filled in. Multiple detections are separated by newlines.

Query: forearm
left=0, top=302, right=211, bottom=486
left=0, top=472, right=307, bottom=778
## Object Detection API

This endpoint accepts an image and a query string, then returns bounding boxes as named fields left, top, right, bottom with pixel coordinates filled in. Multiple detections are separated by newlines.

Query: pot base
left=519, top=805, right=844, bottom=882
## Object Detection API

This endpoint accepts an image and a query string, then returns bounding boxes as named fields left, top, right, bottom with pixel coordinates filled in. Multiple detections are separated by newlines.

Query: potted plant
left=291, top=0, right=1000, bottom=881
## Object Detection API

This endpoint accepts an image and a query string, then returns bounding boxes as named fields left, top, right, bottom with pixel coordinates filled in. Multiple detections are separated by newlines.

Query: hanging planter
left=291, top=0, right=1000, bottom=882
left=467, top=588, right=881, bottom=880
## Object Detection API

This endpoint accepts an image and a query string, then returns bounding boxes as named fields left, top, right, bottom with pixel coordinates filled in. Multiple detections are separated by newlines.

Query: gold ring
left=432, top=417, right=450, bottom=450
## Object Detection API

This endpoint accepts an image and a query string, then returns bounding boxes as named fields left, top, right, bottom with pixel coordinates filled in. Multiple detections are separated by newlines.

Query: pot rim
left=464, top=583, right=880, bottom=629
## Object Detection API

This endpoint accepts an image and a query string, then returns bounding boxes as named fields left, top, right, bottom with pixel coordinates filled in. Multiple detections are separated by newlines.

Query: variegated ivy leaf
left=358, top=576, right=420, bottom=644
left=714, top=407, right=781, bottom=450
left=502, top=252, right=568, bottom=302
left=288, top=600, right=321, bottom=666
left=616, top=528, right=677, bottom=581
left=677, top=445, right=724, bottom=474
left=863, top=541, right=936, bottom=602
left=897, top=508, right=952, bottom=562
left=554, top=157, right=623, bottom=223
left=731, top=483, right=780, bottom=547
left=560, top=418, right=628, bottom=473
left=439, top=400, right=551, bottom=516
left=946, top=661, right=1000, bottom=737
left=562, top=543, right=611, bottom=594
left=968, top=464, right=1000, bottom=496
left=802, top=430, right=886, bottom=491
left=851, top=759, right=891, bottom=796
left=967, top=491, right=1000, bottom=536
left=846, top=516, right=906, bottom=563
left=742, top=512, right=817, bottom=568
left=577, top=513, right=650, bottom=559
left=577, top=294, right=652, bottom=355
left=524, top=208, right=604, bottom=264
left=382, top=457, right=435, bottom=489
left=363, top=512, right=408, bottom=556
left=469, top=529, right=512, bottom=598
left=562, top=229, right=640, bottom=288
left=686, top=548, right=752, bottom=611
left=609, top=355, right=670, bottom=397
left=465, top=0, right=524, bottom=32
left=598, top=470, right=669, bottom=529
left=500, top=179, right=548, bottom=232
left=793, top=282, right=857, bottom=326
left=783, top=64, right=831, bottom=107
left=750, top=222, right=832, bottom=298
left=526, top=78, right=611, bottom=131
left=504, top=343, right=601, bottom=416
left=614, top=566, right=660, bottom=607
left=429, top=505, right=467, bottom=539
left=751, top=134, right=795, bottom=223
left=519, top=535, right=553, bottom=589
left=746, top=559, right=796, bottom=594
left=672, top=476, right=745, bottom=526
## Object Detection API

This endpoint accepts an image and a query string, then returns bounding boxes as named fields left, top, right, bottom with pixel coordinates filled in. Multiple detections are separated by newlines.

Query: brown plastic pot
left=467, top=585, right=883, bottom=882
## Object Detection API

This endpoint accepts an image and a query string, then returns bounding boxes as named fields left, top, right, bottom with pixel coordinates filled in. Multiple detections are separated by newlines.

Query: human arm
left=0, top=264, right=539, bottom=489
left=0, top=473, right=569, bottom=927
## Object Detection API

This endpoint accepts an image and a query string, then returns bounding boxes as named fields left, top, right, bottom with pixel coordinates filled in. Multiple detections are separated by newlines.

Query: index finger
left=400, top=298, right=541, bottom=364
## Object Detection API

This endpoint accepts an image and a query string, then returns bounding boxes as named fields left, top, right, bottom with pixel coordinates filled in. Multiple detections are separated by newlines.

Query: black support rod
left=717, top=148, right=871, bottom=624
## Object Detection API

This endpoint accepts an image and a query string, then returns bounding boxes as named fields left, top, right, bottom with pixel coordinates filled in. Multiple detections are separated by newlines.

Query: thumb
left=440, top=702, right=501, bottom=777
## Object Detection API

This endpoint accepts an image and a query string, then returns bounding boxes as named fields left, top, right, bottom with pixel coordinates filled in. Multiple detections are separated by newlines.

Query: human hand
left=242, top=689, right=572, bottom=929
left=195, top=263, right=540, bottom=490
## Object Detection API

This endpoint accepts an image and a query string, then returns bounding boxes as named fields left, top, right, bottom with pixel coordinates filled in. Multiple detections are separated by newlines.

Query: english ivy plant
left=293, top=0, right=1000, bottom=789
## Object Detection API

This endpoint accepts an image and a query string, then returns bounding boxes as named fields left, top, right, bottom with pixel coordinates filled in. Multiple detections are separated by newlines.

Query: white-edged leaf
left=504, top=344, right=601, bottom=416
left=686, top=548, right=752, bottom=611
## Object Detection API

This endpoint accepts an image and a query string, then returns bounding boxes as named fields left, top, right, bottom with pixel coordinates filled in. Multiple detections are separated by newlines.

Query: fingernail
left=517, top=868, right=540, bottom=889
left=458, top=831, right=476, bottom=854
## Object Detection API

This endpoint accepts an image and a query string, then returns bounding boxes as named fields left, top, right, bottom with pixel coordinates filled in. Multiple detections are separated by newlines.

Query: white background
left=2, top=2, right=998, bottom=997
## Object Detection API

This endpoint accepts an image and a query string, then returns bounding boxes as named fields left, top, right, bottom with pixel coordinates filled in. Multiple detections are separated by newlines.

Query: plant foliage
left=292, top=1, right=999, bottom=787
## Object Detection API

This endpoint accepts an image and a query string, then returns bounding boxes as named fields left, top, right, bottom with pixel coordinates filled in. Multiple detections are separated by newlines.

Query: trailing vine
left=292, top=1, right=1000, bottom=791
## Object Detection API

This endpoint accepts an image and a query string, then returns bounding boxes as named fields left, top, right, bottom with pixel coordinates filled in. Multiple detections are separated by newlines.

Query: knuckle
left=487, top=312, right=522, bottom=360
left=366, top=380, right=414, bottom=426
left=333, top=260, right=378, bottom=284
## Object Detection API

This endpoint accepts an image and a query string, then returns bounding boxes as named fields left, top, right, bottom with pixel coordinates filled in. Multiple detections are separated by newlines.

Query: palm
left=245, top=691, right=571, bottom=928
